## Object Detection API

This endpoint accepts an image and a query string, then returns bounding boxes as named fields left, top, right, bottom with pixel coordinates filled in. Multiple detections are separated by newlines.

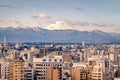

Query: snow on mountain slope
left=45, top=21, right=73, bottom=30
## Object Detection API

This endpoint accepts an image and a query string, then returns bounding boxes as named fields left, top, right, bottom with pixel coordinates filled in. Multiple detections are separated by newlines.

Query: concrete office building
left=33, top=56, right=63, bottom=80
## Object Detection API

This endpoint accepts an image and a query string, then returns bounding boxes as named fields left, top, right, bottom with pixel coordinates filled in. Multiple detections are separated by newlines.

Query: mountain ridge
left=0, top=27, right=120, bottom=43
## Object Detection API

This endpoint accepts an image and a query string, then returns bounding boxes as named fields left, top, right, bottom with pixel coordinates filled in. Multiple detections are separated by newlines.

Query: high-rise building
left=117, top=55, right=120, bottom=75
left=87, top=65, right=94, bottom=80
left=46, top=66, right=60, bottom=80
left=33, top=48, right=45, bottom=58
left=62, top=69, right=72, bottom=80
left=62, top=54, right=72, bottom=62
left=39, top=48, right=46, bottom=58
left=3, top=37, right=6, bottom=47
left=24, top=67, right=34, bottom=80
left=114, top=55, right=120, bottom=79
left=71, top=67, right=87, bottom=80
left=33, top=57, right=63, bottom=80
left=50, top=51, right=59, bottom=58
left=91, top=60, right=105, bottom=80
left=108, top=46, right=115, bottom=52
left=9, top=59, right=24, bottom=80
left=83, top=48, right=90, bottom=62
left=0, top=60, right=9, bottom=80
left=71, top=68, right=80, bottom=80
left=82, top=41, right=85, bottom=47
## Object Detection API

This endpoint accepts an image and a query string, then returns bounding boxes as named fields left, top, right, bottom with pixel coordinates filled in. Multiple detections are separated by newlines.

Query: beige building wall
left=71, top=68, right=87, bottom=80
left=9, top=60, right=24, bottom=80
left=46, top=66, right=60, bottom=80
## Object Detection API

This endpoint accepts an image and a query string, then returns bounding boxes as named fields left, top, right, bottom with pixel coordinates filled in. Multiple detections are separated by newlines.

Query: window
left=54, top=59, right=57, bottom=62
left=43, top=59, right=46, bottom=62
left=59, top=59, right=62, bottom=62
left=49, top=59, right=52, bottom=61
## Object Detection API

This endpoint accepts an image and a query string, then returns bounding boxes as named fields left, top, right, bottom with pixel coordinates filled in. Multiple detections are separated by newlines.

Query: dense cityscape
left=0, top=0, right=120, bottom=80
left=0, top=38, right=120, bottom=80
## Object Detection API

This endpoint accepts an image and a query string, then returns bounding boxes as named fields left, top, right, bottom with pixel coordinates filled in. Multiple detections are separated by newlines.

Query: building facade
left=33, top=57, right=63, bottom=80
left=9, top=59, right=24, bottom=80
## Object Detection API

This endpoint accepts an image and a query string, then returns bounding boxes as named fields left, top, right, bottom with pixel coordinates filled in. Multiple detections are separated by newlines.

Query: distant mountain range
left=0, top=27, right=120, bottom=44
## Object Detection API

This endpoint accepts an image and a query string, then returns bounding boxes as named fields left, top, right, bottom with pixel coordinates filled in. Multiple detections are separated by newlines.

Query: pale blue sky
left=0, top=0, right=120, bottom=33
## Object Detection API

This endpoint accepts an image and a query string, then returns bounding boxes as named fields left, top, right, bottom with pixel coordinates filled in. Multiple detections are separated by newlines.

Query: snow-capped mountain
left=45, top=21, right=73, bottom=30
left=0, top=27, right=120, bottom=43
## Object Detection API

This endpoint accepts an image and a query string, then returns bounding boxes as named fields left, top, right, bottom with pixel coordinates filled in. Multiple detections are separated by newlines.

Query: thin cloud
left=32, top=13, right=50, bottom=18
left=114, top=30, right=120, bottom=33
left=0, top=19, right=5, bottom=23
left=115, top=27, right=120, bottom=32
left=91, top=23, right=107, bottom=27
left=73, top=5, right=83, bottom=10
left=66, top=21, right=116, bottom=27
left=13, top=0, right=17, bottom=3
left=114, top=9, right=119, bottom=13
left=0, top=4, right=16, bottom=8
left=10, top=18, right=19, bottom=23
left=91, top=23, right=116, bottom=27
left=10, top=18, right=23, bottom=27
left=67, top=21, right=90, bottom=26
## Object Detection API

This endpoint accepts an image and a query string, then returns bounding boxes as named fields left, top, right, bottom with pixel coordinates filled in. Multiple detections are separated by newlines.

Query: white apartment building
left=0, top=60, right=9, bottom=80
left=33, top=56, right=63, bottom=80
left=24, top=67, right=34, bottom=80
left=92, top=60, right=105, bottom=80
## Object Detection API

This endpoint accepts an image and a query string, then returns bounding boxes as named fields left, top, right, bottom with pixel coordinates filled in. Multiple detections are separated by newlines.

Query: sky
left=0, top=0, right=120, bottom=33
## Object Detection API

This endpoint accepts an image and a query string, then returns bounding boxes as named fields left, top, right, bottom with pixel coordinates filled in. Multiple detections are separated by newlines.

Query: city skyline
left=0, top=0, right=120, bottom=33
left=0, top=41, right=120, bottom=80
